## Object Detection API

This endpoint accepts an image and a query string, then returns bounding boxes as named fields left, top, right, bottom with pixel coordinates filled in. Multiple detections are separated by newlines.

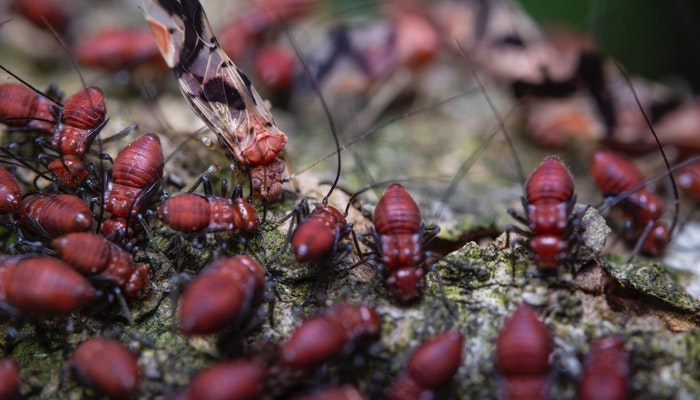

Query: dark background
left=520, top=0, right=700, bottom=91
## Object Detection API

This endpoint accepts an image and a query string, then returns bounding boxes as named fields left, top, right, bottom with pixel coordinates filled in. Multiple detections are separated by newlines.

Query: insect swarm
left=0, top=1, right=699, bottom=398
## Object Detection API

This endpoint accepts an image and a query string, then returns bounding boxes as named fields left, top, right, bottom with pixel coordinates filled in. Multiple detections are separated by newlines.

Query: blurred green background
left=520, top=0, right=700, bottom=91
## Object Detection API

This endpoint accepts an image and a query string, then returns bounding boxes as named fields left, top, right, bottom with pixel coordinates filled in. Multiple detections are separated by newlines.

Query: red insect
left=590, top=150, right=669, bottom=256
left=9, top=0, right=71, bottom=34
left=217, top=8, right=270, bottom=62
left=178, top=255, right=266, bottom=335
left=386, top=330, right=464, bottom=400
left=280, top=302, right=380, bottom=369
left=391, top=10, right=440, bottom=70
left=255, top=0, right=317, bottom=23
left=52, top=232, right=151, bottom=300
left=16, top=193, right=92, bottom=237
left=0, top=358, right=20, bottom=400
left=291, top=385, right=365, bottom=400
left=144, top=0, right=288, bottom=200
left=578, top=336, right=630, bottom=400
left=0, top=256, right=96, bottom=317
left=677, top=159, right=700, bottom=202
left=70, top=337, right=141, bottom=399
left=47, top=86, right=107, bottom=186
left=0, top=83, right=58, bottom=133
left=73, top=28, right=165, bottom=72
left=102, top=133, right=164, bottom=239
left=254, top=45, right=296, bottom=94
left=288, top=200, right=351, bottom=263
left=217, top=0, right=316, bottom=61
left=364, top=6, right=441, bottom=78
left=370, top=183, right=439, bottom=301
left=157, top=191, right=258, bottom=234
left=507, top=156, right=578, bottom=270
left=495, top=305, right=552, bottom=400
left=0, top=168, right=22, bottom=215
left=178, top=359, right=265, bottom=400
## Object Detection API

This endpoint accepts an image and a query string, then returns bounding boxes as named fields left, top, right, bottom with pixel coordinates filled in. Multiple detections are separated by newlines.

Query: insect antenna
left=0, top=64, right=63, bottom=108
left=287, top=88, right=482, bottom=181
left=615, top=61, right=680, bottom=239
left=279, top=18, right=342, bottom=203
left=458, top=41, right=526, bottom=187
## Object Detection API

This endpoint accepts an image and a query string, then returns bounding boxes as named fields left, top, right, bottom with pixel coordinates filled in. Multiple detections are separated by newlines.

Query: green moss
left=603, top=255, right=700, bottom=313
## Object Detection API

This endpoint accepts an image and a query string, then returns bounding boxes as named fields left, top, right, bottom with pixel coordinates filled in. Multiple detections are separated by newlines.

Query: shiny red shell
left=372, top=183, right=426, bottom=300
left=280, top=302, right=380, bottom=369
left=60, top=87, right=106, bottom=131
left=291, top=204, right=347, bottom=262
left=74, top=28, right=164, bottom=71
left=386, top=330, right=463, bottom=400
left=100, top=218, right=132, bottom=239
left=255, top=0, right=317, bottom=22
left=407, top=330, right=464, bottom=388
left=157, top=193, right=258, bottom=233
left=522, top=156, right=575, bottom=270
left=525, top=156, right=574, bottom=210
left=678, top=161, right=700, bottom=201
left=16, top=193, right=92, bottom=237
left=393, top=11, right=440, bottom=70
left=217, top=8, right=269, bottom=61
left=181, top=360, right=265, bottom=400
left=578, top=336, right=629, bottom=400
left=495, top=305, right=552, bottom=376
left=0, top=83, right=57, bottom=132
left=590, top=151, right=664, bottom=222
left=47, top=155, right=88, bottom=187
left=178, top=255, right=265, bottom=335
left=495, top=305, right=552, bottom=400
left=0, top=256, right=96, bottom=317
left=590, top=150, right=669, bottom=256
left=254, top=45, right=296, bottom=93
left=374, top=183, right=421, bottom=235
left=70, top=338, right=140, bottom=399
left=46, top=86, right=105, bottom=186
left=52, top=232, right=151, bottom=299
left=52, top=87, right=106, bottom=161
left=590, top=150, right=644, bottom=194
left=103, top=133, right=164, bottom=219
left=0, top=168, right=21, bottom=215
left=9, top=0, right=71, bottom=33
left=0, top=358, right=20, bottom=400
